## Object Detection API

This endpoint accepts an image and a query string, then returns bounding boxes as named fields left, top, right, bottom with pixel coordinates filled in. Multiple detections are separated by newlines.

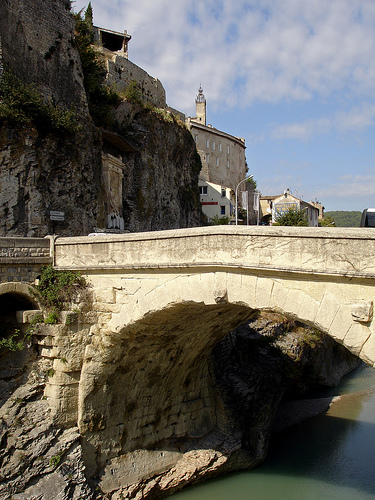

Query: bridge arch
left=79, top=298, right=257, bottom=475
left=106, top=269, right=375, bottom=367
left=0, top=282, right=39, bottom=328
left=78, top=266, right=375, bottom=477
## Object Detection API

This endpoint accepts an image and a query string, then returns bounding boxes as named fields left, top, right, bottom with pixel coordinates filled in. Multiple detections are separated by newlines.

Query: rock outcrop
left=0, top=0, right=203, bottom=237
left=0, top=312, right=361, bottom=499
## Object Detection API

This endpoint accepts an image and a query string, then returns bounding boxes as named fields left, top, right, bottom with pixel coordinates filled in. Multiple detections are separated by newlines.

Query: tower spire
left=195, top=85, right=206, bottom=125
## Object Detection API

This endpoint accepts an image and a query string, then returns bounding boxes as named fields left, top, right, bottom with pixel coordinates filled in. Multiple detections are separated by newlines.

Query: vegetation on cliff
left=0, top=71, right=78, bottom=134
left=31, top=264, right=88, bottom=315
left=73, top=4, right=120, bottom=127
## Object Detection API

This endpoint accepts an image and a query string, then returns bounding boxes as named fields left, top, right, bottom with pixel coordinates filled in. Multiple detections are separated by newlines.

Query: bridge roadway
left=3, top=225, right=375, bottom=487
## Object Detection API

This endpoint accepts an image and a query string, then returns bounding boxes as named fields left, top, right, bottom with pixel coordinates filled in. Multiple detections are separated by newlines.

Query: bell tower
left=195, top=85, right=206, bottom=125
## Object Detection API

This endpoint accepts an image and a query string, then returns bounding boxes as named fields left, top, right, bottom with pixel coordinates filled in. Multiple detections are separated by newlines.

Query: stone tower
left=195, top=85, right=206, bottom=125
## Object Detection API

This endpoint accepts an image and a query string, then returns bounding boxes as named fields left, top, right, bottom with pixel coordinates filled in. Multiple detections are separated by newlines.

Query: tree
left=320, top=215, right=335, bottom=227
left=84, top=2, right=93, bottom=28
left=274, top=207, right=308, bottom=226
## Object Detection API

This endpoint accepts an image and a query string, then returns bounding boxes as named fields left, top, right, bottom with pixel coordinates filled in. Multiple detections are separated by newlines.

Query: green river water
left=172, top=363, right=375, bottom=500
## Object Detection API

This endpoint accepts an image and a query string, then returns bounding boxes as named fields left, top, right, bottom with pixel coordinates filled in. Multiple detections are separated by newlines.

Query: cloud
left=72, top=0, right=375, bottom=113
left=316, top=174, right=375, bottom=200
left=270, top=103, right=375, bottom=140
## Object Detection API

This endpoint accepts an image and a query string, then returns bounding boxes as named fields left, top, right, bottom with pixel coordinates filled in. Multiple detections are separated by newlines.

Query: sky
left=72, top=0, right=375, bottom=212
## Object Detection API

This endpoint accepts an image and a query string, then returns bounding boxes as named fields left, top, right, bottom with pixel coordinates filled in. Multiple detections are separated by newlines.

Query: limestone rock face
left=0, top=1, right=203, bottom=236
left=0, top=346, right=96, bottom=500
left=108, top=102, right=204, bottom=232
left=0, top=124, right=104, bottom=237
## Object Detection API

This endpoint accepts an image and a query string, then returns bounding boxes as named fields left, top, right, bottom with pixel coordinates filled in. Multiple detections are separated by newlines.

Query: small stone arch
left=0, top=282, right=39, bottom=331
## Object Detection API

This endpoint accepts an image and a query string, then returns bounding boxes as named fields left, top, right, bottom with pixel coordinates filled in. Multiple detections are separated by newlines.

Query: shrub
left=0, top=71, right=78, bottom=133
left=209, top=215, right=230, bottom=225
left=32, top=265, right=88, bottom=314
left=49, top=454, right=61, bottom=467
left=45, top=311, right=59, bottom=324
left=0, top=332, right=24, bottom=351
left=274, top=207, right=309, bottom=226
left=122, top=80, right=143, bottom=106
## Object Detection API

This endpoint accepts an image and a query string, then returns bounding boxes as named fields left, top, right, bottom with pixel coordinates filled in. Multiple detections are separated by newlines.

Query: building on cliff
left=92, top=27, right=249, bottom=225
left=185, top=87, right=248, bottom=223
left=93, top=26, right=166, bottom=108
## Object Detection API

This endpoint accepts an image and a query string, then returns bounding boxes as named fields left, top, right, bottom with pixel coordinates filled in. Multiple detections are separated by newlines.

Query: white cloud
left=316, top=174, right=375, bottom=200
left=270, top=104, right=375, bottom=140
left=72, top=0, right=375, bottom=113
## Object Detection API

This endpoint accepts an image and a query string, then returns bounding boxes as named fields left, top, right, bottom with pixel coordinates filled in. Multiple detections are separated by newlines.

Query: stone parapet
left=0, top=237, right=51, bottom=282
left=53, top=226, right=375, bottom=279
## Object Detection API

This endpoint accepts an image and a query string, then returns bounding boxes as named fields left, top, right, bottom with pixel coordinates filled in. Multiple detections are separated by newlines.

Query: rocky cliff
left=0, top=0, right=203, bottom=237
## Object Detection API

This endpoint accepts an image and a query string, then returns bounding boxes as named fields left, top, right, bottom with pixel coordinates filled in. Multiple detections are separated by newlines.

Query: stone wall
left=97, top=48, right=167, bottom=108
left=0, top=0, right=87, bottom=111
left=0, top=237, right=51, bottom=282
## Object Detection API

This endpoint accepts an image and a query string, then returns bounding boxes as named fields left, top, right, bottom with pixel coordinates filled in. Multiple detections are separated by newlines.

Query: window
left=227, top=160, right=230, bottom=169
left=205, top=139, right=209, bottom=148
left=200, top=186, right=208, bottom=195
left=194, top=135, right=198, bottom=143
left=227, top=145, right=230, bottom=154
left=221, top=188, right=226, bottom=198
left=206, top=154, right=210, bottom=163
left=216, top=157, right=219, bottom=167
left=219, top=142, right=222, bottom=151
left=220, top=205, right=226, bottom=215
left=212, top=141, right=215, bottom=150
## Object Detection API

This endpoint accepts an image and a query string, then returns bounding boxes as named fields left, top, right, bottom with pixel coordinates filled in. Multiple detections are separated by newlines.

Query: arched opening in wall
left=81, top=303, right=362, bottom=492
left=0, top=286, right=39, bottom=400
left=0, top=288, right=38, bottom=341
left=80, top=301, right=257, bottom=478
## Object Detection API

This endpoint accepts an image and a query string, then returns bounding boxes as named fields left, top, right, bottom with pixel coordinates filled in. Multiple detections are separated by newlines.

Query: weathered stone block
left=351, top=300, right=373, bottom=323
left=315, top=291, right=341, bottom=332
left=254, top=276, right=272, bottom=309
left=15, top=309, right=43, bottom=324
left=214, top=272, right=228, bottom=303
left=329, top=305, right=354, bottom=343
left=94, top=288, right=116, bottom=304
left=343, top=322, right=371, bottom=356
left=226, top=271, right=243, bottom=304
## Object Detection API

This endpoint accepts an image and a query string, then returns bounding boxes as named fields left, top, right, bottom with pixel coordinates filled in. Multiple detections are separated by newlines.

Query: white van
left=360, top=209, right=375, bottom=227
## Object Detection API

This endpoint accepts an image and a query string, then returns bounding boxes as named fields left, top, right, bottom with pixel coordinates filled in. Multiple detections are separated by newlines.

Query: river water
left=172, top=363, right=375, bottom=500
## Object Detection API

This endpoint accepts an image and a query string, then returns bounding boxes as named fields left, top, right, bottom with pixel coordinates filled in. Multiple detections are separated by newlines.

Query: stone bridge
left=54, top=226, right=375, bottom=365
left=2, top=226, right=375, bottom=493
